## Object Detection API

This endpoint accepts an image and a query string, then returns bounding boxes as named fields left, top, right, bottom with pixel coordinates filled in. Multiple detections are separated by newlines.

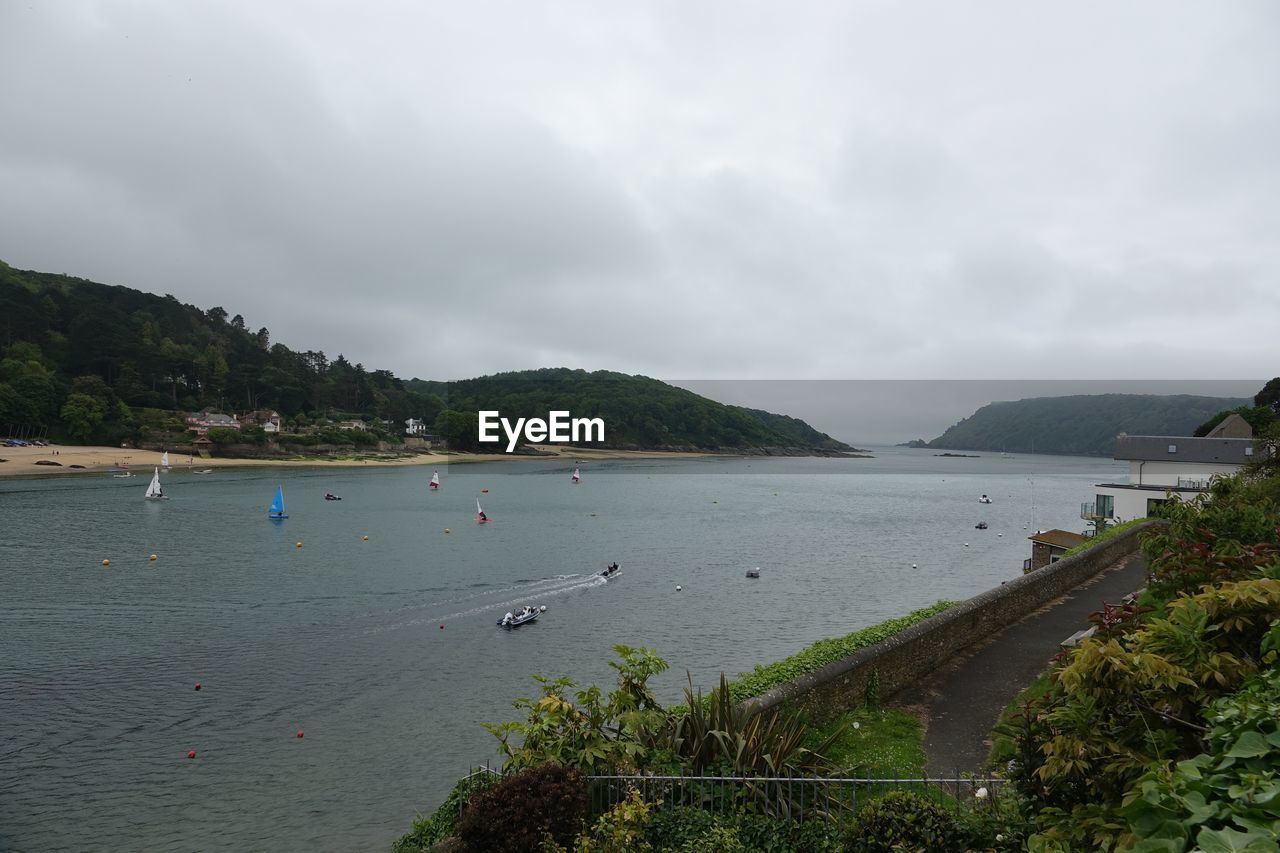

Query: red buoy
left=439, top=624, right=444, bottom=630
left=296, top=730, right=304, bottom=739
left=194, top=682, right=202, bottom=691
left=187, top=750, right=197, bottom=759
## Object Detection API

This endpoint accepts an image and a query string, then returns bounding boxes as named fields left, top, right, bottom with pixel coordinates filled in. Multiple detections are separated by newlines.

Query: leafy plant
left=668, top=673, right=844, bottom=780
left=850, top=790, right=963, bottom=853
left=455, top=764, right=587, bottom=852
left=1123, top=663, right=1280, bottom=852
left=484, top=646, right=673, bottom=774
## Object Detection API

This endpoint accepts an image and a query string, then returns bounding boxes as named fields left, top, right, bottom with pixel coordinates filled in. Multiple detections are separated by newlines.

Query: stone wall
left=742, top=521, right=1161, bottom=718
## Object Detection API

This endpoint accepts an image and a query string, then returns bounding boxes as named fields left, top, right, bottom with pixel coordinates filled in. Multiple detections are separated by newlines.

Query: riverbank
left=0, top=443, right=722, bottom=477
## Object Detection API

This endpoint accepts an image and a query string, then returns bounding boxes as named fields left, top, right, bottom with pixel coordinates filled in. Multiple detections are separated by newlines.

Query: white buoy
left=964, top=543, right=969, bottom=547
left=676, top=585, right=682, bottom=591
left=997, top=533, right=1003, bottom=537
left=912, top=563, right=918, bottom=569
left=539, top=605, right=547, bottom=612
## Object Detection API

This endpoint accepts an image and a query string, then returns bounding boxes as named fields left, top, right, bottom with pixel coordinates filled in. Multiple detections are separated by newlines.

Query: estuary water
left=0, top=449, right=1123, bottom=851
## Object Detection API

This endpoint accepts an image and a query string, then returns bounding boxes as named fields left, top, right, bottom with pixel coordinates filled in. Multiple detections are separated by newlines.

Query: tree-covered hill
left=0, top=260, right=445, bottom=445
left=926, top=393, right=1251, bottom=456
left=0, top=261, right=851, bottom=453
left=414, top=369, right=855, bottom=453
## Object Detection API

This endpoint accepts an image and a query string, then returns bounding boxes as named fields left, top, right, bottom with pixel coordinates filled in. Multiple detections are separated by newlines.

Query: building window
left=1096, top=494, right=1114, bottom=518
left=1147, top=497, right=1169, bottom=515
left=1167, top=444, right=1177, bottom=453
left=1246, top=447, right=1254, bottom=456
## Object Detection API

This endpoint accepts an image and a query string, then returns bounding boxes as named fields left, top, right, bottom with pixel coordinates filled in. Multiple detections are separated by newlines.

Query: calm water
left=0, top=449, right=1122, bottom=851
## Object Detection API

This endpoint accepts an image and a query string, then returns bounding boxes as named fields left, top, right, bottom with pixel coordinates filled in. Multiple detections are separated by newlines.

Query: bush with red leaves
left=456, top=765, right=588, bottom=852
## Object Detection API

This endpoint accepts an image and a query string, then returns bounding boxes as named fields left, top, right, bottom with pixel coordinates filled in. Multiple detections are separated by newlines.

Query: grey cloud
left=1, top=1, right=1277, bottom=384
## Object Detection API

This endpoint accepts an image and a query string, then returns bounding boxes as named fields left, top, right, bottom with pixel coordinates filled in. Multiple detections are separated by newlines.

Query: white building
left=1085, top=420, right=1257, bottom=522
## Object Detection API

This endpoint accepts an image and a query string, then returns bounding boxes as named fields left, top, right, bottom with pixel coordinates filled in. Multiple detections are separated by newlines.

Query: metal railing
left=458, top=765, right=1007, bottom=821
left=588, top=772, right=1006, bottom=820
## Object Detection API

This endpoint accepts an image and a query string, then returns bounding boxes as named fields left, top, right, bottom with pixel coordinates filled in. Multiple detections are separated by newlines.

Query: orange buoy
left=149, top=554, right=158, bottom=561
left=102, top=559, right=110, bottom=566
left=296, top=730, right=304, bottom=739
left=295, top=541, right=303, bottom=548
left=187, top=750, right=197, bottom=759
left=194, top=682, right=202, bottom=691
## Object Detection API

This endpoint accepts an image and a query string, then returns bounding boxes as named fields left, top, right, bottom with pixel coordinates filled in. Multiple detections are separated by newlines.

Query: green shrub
left=956, top=790, right=1035, bottom=852
left=1059, top=518, right=1148, bottom=558
left=1123, top=661, right=1280, bottom=851
left=456, top=765, right=587, bottom=852
left=643, top=807, right=845, bottom=853
left=850, top=790, right=963, bottom=853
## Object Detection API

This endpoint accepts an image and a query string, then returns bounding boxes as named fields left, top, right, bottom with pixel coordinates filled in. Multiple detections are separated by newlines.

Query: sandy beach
left=0, top=443, right=713, bottom=478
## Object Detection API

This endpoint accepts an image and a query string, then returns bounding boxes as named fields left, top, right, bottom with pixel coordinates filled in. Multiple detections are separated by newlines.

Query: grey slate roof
left=1114, top=435, right=1255, bottom=464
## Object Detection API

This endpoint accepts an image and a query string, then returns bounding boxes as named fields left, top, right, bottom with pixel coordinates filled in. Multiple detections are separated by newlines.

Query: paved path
left=891, top=554, right=1148, bottom=776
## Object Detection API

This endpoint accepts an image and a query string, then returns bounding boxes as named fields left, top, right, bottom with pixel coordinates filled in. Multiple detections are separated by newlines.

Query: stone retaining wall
left=743, top=521, right=1161, bottom=717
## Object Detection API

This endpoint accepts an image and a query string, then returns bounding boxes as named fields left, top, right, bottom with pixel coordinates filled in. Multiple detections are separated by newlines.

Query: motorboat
left=599, top=562, right=622, bottom=580
left=975, top=522, right=988, bottom=530
left=498, top=605, right=544, bottom=628
left=324, top=492, right=342, bottom=501
left=745, top=568, right=761, bottom=578
left=978, top=494, right=993, bottom=504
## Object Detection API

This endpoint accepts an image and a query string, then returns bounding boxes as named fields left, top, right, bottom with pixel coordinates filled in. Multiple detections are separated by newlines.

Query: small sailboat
left=268, top=485, right=288, bottom=519
left=978, top=494, right=993, bottom=504
left=161, top=451, right=170, bottom=470
left=571, top=467, right=580, bottom=483
left=429, top=470, right=440, bottom=490
left=475, top=498, right=489, bottom=524
left=144, top=467, right=166, bottom=500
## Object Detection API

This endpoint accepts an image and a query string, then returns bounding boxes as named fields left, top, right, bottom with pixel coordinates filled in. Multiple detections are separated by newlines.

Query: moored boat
left=498, top=605, right=544, bottom=628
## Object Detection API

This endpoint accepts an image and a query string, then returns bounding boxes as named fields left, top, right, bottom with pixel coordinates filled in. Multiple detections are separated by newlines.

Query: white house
left=405, top=418, right=427, bottom=436
left=1085, top=418, right=1257, bottom=522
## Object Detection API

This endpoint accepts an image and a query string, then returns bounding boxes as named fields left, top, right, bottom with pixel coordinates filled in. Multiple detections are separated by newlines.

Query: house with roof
left=1082, top=417, right=1258, bottom=522
left=239, top=410, right=282, bottom=434
left=1024, top=529, right=1089, bottom=573
left=185, top=410, right=242, bottom=435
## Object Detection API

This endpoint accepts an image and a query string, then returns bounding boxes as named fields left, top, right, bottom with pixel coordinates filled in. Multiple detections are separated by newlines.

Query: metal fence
left=458, top=765, right=1007, bottom=822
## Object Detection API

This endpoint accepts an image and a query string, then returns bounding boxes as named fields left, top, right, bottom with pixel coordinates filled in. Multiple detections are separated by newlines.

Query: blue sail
left=268, top=485, right=287, bottom=518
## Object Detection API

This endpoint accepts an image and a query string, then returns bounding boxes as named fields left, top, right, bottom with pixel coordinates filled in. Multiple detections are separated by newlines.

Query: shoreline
left=0, top=443, right=727, bottom=478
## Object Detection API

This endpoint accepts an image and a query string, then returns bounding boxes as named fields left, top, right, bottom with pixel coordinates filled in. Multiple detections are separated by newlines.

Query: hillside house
left=186, top=410, right=241, bottom=435
left=1083, top=421, right=1257, bottom=522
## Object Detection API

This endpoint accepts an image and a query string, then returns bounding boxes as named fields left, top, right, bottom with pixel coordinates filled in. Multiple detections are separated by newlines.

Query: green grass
left=804, top=708, right=926, bottom=778
left=986, top=671, right=1056, bottom=768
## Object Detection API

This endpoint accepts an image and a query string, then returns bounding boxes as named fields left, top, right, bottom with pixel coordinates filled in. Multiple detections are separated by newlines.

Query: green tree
left=60, top=393, right=106, bottom=441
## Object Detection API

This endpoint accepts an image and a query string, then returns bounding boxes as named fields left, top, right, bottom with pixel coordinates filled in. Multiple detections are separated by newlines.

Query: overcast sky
left=2, top=2, right=1277, bottom=396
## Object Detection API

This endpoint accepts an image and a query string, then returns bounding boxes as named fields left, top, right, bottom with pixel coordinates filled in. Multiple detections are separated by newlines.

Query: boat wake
left=359, top=573, right=607, bottom=635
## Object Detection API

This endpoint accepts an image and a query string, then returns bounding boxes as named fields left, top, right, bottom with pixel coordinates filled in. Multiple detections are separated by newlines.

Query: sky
left=2, top=2, right=1277, bottom=401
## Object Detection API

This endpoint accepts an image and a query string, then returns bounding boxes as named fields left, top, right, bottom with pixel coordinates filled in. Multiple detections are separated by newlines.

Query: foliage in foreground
left=455, top=765, right=587, bottom=853
left=998, top=476, right=1280, bottom=850
left=1123, top=662, right=1280, bottom=852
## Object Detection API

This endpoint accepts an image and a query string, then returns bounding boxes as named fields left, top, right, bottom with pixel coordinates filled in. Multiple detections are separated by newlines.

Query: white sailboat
left=429, top=470, right=440, bottom=490
left=475, top=498, right=489, bottom=523
left=161, top=451, right=170, bottom=469
left=571, top=467, right=580, bottom=483
left=144, top=467, right=165, bottom=500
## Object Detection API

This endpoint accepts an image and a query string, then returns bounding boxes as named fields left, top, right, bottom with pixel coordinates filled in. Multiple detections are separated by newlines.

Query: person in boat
left=478, top=510, right=488, bottom=521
